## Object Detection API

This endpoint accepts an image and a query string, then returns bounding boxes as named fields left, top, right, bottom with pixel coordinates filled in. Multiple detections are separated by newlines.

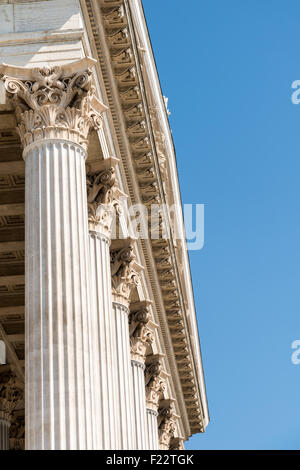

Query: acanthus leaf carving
left=87, top=167, right=117, bottom=235
left=0, top=60, right=107, bottom=150
left=145, top=358, right=166, bottom=411
left=110, top=244, right=140, bottom=305
left=129, top=306, right=154, bottom=362
left=158, top=400, right=177, bottom=450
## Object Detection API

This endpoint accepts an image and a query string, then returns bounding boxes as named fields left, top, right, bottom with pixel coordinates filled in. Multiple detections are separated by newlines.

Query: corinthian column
left=0, top=58, right=107, bottom=450
left=86, top=160, right=119, bottom=449
left=129, top=302, right=154, bottom=449
left=144, top=356, right=166, bottom=449
left=110, top=241, right=141, bottom=449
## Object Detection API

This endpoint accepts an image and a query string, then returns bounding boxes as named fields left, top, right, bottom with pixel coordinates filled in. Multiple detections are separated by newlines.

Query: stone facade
left=0, top=0, right=208, bottom=450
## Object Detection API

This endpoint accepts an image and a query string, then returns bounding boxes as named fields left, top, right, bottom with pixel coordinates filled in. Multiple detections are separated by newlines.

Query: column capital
left=158, top=400, right=177, bottom=450
left=87, top=167, right=116, bottom=236
left=0, top=371, right=23, bottom=423
left=145, top=356, right=166, bottom=412
left=129, top=302, right=154, bottom=362
left=110, top=239, right=142, bottom=307
left=87, top=157, right=122, bottom=236
left=0, top=58, right=107, bottom=151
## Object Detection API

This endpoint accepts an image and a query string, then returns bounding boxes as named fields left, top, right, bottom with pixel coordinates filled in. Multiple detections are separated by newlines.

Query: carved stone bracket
left=110, top=239, right=142, bottom=306
left=0, top=58, right=107, bottom=150
left=129, top=301, right=154, bottom=362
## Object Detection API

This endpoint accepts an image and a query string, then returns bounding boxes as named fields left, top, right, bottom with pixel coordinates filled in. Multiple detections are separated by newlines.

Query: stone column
left=144, top=357, right=166, bottom=449
left=0, top=58, right=107, bottom=450
left=110, top=241, right=141, bottom=449
left=87, top=162, right=119, bottom=450
left=0, top=371, right=23, bottom=450
left=129, top=302, right=154, bottom=450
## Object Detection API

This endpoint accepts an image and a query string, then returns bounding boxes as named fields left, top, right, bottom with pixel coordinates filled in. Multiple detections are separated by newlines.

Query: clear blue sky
left=143, top=0, right=300, bottom=450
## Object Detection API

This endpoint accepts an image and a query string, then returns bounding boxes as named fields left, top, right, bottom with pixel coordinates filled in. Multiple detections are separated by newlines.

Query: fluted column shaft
left=112, top=301, right=136, bottom=449
left=146, top=409, right=159, bottom=449
left=25, top=140, right=94, bottom=450
left=89, top=231, right=118, bottom=449
left=0, top=420, right=10, bottom=450
left=131, top=360, right=147, bottom=449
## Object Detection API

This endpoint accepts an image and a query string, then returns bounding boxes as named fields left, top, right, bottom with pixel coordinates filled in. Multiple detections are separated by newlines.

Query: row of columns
left=0, top=59, right=183, bottom=450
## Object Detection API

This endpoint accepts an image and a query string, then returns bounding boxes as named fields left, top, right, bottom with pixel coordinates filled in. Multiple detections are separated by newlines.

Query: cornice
left=83, top=0, right=205, bottom=436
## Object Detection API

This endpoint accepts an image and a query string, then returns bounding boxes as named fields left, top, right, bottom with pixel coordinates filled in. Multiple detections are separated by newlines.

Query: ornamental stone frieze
left=110, top=240, right=142, bottom=306
left=0, top=371, right=23, bottom=423
left=0, top=58, right=107, bottom=150
left=129, top=301, right=154, bottom=362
